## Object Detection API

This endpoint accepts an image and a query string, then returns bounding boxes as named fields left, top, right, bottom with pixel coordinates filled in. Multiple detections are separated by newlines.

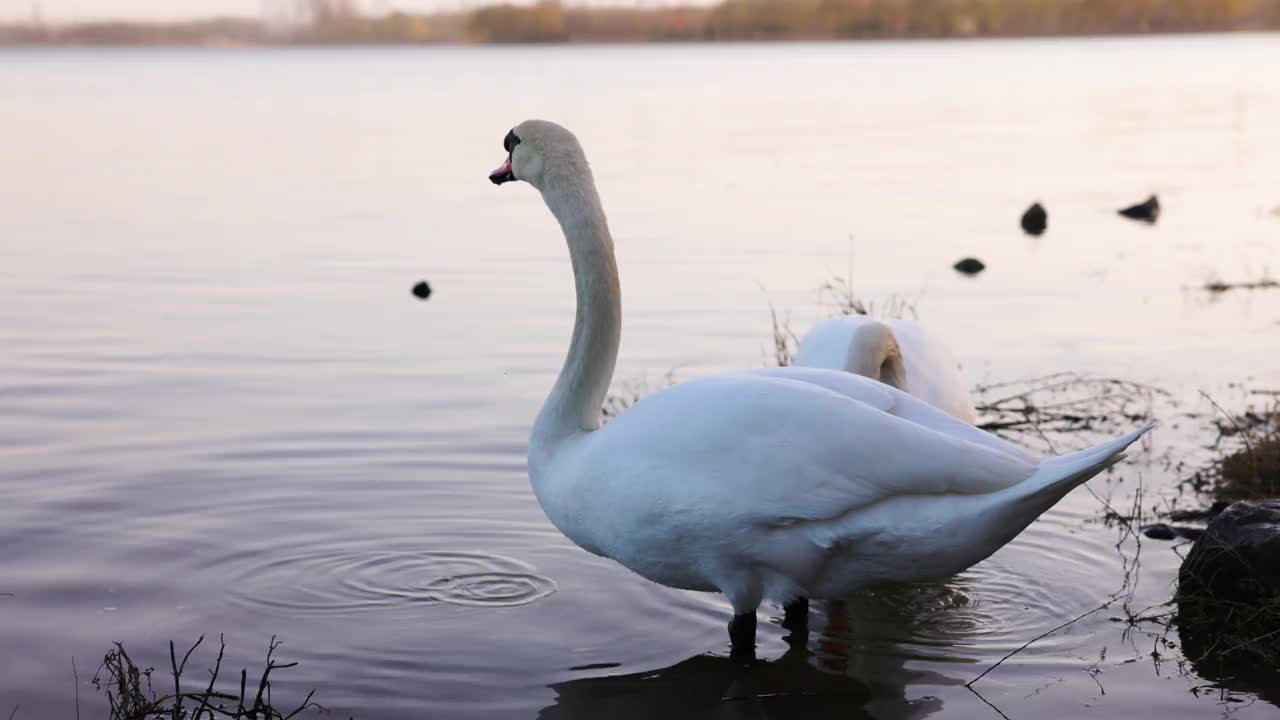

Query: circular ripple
left=421, top=572, right=556, bottom=607
left=814, top=513, right=1120, bottom=666
left=226, top=549, right=556, bottom=615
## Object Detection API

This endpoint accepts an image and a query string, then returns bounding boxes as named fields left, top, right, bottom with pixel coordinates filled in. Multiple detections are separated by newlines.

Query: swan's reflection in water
left=817, top=585, right=974, bottom=720
left=541, top=580, right=982, bottom=720
left=540, top=640, right=873, bottom=720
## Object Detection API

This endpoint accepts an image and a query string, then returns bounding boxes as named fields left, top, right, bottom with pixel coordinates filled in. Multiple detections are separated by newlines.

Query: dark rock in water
left=952, top=257, right=985, bottom=276
left=1118, top=194, right=1160, bottom=224
left=1180, top=499, right=1280, bottom=602
left=1178, top=499, right=1280, bottom=699
left=411, top=281, right=432, bottom=300
left=1020, top=202, right=1048, bottom=236
left=1141, top=523, right=1203, bottom=541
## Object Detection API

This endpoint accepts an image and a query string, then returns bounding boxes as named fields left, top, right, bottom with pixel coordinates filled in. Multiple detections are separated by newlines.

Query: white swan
left=489, top=120, right=1153, bottom=659
left=795, top=316, right=977, bottom=423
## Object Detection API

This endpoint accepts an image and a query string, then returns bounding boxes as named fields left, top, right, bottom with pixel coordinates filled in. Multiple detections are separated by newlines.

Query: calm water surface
left=2, top=36, right=1279, bottom=719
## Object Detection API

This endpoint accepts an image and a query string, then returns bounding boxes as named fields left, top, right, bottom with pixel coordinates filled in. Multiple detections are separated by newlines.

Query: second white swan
left=795, top=315, right=977, bottom=423
left=489, top=120, right=1153, bottom=659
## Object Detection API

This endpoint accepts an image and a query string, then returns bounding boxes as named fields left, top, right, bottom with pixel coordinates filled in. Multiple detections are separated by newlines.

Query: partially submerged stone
left=1141, top=523, right=1203, bottom=541
left=1118, top=194, right=1160, bottom=224
left=1178, top=500, right=1280, bottom=690
left=953, top=257, right=985, bottom=276
left=1020, top=202, right=1047, bottom=236
left=1180, top=499, right=1280, bottom=601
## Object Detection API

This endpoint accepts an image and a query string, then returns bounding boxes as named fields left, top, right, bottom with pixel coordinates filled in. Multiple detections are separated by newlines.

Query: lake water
left=2, top=35, right=1279, bottom=719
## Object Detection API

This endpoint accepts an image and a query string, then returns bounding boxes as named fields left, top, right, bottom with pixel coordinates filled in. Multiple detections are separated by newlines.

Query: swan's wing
left=590, top=372, right=1039, bottom=528
left=745, top=366, right=1032, bottom=464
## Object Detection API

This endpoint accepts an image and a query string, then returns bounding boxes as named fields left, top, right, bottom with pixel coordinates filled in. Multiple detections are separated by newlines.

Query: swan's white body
left=534, top=368, right=1147, bottom=603
left=795, top=315, right=977, bottom=423
left=492, top=120, right=1154, bottom=649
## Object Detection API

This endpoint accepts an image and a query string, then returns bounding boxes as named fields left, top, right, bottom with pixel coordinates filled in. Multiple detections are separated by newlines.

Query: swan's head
left=489, top=120, right=590, bottom=193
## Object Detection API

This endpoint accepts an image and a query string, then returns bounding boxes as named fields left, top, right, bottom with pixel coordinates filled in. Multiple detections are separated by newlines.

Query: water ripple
left=226, top=549, right=556, bottom=615
left=814, top=514, right=1120, bottom=670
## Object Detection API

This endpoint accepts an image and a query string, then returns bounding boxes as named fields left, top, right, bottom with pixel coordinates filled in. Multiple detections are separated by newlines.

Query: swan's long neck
left=530, top=175, right=621, bottom=454
left=845, top=321, right=907, bottom=391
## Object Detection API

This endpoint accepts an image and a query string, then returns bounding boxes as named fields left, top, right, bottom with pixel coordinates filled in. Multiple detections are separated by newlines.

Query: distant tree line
left=3, top=0, right=1277, bottom=46
left=700, top=0, right=1270, bottom=40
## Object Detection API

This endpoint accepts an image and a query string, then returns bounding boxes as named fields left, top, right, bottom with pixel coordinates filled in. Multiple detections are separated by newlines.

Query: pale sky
left=1, top=0, right=697, bottom=23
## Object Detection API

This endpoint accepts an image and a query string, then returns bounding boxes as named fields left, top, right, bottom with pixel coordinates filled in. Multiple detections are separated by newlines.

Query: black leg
left=782, top=596, right=809, bottom=632
left=728, top=612, right=756, bottom=661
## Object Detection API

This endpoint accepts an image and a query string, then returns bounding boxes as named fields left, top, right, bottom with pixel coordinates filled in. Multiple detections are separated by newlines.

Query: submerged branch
left=968, top=595, right=1121, bottom=687
left=973, top=372, right=1163, bottom=448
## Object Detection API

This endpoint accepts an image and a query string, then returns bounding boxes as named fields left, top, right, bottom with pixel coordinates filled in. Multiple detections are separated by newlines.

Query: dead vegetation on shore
left=88, top=635, right=326, bottom=720
left=1182, top=395, right=1280, bottom=506
left=972, top=373, right=1163, bottom=449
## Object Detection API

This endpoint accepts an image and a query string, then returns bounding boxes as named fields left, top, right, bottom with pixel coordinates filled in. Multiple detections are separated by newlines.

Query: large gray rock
left=1179, top=499, right=1280, bottom=601
left=1177, top=500, right=1280, bottom=701
left=1177, top=497, right=1280, bottom=691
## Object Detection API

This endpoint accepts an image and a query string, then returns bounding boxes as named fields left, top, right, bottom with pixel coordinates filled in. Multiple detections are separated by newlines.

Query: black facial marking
left=490, top=128, right=520, bottom=185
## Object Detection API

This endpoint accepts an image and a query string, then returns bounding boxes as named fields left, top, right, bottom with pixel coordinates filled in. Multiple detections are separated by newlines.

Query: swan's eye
left=504, top=130, right=521, bottom=153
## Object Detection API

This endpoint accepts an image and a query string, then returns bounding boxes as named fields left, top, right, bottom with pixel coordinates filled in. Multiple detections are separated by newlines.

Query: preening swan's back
left=794, top=315, right=881, bottom=372
left=795, top=315, right=976, bottom=423
left=887, top=320, right=976, bottom=423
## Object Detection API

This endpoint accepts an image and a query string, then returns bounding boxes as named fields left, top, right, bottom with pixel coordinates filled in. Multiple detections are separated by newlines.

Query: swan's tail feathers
left=1020, top=420, right=1156, bottom=503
